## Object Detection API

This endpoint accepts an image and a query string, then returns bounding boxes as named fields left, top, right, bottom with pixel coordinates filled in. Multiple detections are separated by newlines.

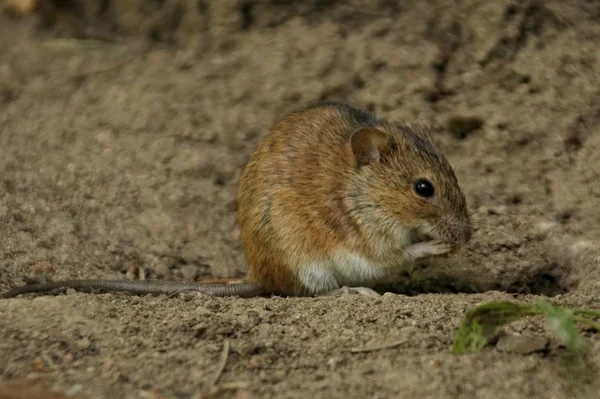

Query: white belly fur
left=297, top=250, right=389, bottom=294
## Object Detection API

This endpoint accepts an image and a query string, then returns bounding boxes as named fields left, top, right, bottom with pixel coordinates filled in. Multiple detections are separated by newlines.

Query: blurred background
left=1, top=1, right=600, bottom=398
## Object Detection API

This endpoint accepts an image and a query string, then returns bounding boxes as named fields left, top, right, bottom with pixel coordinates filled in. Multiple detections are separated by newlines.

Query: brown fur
left=237, top=102, right=471, bottom=296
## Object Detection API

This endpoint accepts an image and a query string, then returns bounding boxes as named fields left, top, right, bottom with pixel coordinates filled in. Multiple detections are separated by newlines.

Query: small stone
left=94, top=129, right=115, bottom=144
left=194, top=306, right=213, bottom=317
left=488, top=205, right=507, bottom=216
left=65, top=384, right=83, bottom=396
left=570, top=240, right=596, bottom=256
left=216, top=326, right=234, bottom=336
left=192, top=323, right=208, bottom=338
left=400, top=326, right=420, bottom=335
left=272, top=369, right=287, bottom=381
left=75, top=338, right=91, bottom=350
left=496, top=334, right=548, bottom=354
left=533, top=221, right=558, bottom=238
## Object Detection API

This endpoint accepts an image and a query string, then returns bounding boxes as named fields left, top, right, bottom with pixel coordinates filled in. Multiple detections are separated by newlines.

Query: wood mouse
left=1, top=102, right=472, bottom=299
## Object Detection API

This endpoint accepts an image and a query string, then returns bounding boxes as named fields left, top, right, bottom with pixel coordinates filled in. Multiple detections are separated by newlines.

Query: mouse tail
left=0, top=279, right=264, bottom=299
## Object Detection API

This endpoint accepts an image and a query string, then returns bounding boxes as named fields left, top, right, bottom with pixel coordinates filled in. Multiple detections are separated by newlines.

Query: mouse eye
left=414, top=179, right=435, bottom=198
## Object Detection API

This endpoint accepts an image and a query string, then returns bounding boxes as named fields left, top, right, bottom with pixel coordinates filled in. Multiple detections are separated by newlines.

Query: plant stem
left=572, top=309, right=600, bottom=319
left=572, top=315, right=600, bottom=332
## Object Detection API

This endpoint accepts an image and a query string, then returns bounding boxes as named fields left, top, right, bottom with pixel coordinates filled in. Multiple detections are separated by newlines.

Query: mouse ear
left=350, top=127, right=391, bottom=167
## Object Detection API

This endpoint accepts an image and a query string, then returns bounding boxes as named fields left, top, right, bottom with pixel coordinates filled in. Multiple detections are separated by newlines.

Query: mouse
left=0, top=102, right=472, bottom=299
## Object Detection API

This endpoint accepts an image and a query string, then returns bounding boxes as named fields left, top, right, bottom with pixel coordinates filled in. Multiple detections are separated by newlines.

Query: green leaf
left=452, top=299, right=600, bottom=355
left=536, top=300, right=588, bottom=352
left=452, top=301, right=540, bottom=355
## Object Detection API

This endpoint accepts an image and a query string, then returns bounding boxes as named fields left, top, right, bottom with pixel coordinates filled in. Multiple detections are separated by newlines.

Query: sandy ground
left=1, top=0, right=600, bottom=398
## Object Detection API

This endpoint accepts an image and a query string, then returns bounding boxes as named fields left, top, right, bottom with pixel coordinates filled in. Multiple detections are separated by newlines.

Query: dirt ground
left=1, top=0, right=600, bottom=398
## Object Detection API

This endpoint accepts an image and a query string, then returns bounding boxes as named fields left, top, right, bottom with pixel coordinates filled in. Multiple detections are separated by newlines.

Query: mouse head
left=347, top=123, right=472, bottom=249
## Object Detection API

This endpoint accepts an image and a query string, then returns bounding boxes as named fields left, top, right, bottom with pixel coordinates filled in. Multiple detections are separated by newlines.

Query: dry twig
left=211, top=340, right=230, bottom=386
left=345, top=338, right=409, bottom=353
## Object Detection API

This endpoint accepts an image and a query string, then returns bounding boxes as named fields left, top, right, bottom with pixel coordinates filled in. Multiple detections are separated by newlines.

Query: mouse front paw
left=405, top=241, right=453, bottom=260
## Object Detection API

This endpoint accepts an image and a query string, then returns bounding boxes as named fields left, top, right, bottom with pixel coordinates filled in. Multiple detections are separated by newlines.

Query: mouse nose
left=438, top=216, right=473, bottom=246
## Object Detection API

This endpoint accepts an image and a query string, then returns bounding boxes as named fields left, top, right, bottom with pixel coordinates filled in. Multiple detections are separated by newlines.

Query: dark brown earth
left=1, top=1, right=600, bottom=398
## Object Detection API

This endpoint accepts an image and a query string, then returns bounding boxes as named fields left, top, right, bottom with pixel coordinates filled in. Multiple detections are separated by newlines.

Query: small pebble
left=570, top=240, right=596, bottom=256
left=496, top=334, right=548, bottom=354
left=65, top=384, right=83, bottom=396
left=75, top=338, right=91, bottom=350
left=533, top=221, right=558, bottom=238
left=94, top=129, right=115, bottom=144
left=400, top=326, right=420, bottom=335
